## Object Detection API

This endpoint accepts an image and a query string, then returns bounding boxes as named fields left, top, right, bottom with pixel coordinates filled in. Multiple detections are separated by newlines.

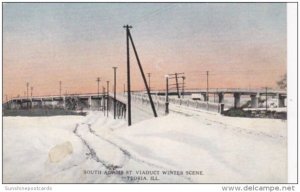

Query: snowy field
left=3, top=105, right=287, bottom=183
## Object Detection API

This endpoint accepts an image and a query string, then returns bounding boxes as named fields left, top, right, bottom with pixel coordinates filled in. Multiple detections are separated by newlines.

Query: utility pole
left=165, top=75, right=169, bottom=114
left=206, top=71, right=209, bottom=102
left=124, top=24, right=132, bottom=126
left=106, top=81, right=110, bottom=117
left=59, top=81, right=62, bottom=97
left=26, top=82, right=29, bottom=108
left=175, top=73, right=180, bottom=98
left=147, top=73, right=151, bottom=93
left=102, top=87, right=106, bottom=115
left=30, top=86, right=33, bottom=109
left=97, top=77, right=100, bottom=111
left=168, top=72, right=184, bottom=98
left=182, top=76, right=185, bottom=98
left=113, top=67, right=117, bottom=119
left=26, top=82, right=29, bottom=99
left=127, top=28, right=157, bottom=118
left=31, top=86, right=33, bottom=97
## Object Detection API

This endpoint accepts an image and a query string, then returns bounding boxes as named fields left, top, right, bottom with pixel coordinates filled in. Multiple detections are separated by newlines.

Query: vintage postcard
left=2, top=2, right=297, bottom=186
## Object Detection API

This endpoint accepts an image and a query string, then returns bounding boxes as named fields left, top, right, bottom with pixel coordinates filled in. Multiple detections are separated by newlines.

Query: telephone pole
left=97, top=77, right=100, bottom=110
left=168, top=73, right=184, bottom=98
left=175, top=73, right=180, bottom=98
left=123, top=24, right=158, bottom=125
left=206, top=71, right=209, bottom=102
left=26, top=82, right=29, bottom=108
left=59, top=81, right=62, bottom=97
left=26, top=82, right=29, bottom=99
left=30, top=86, right=33, bottom=109
left=124, top=24, right=132, bottom=126
left=106, top=81, right=110, bottom=117
left=165, top=75, right=169, bottom=114
left=182, top=76, right=185, bottom=98
left=127, top=27, right=157, bottom=118
left=113, top=67, right=117, bottom=119
left=31, top=86, right=33, bottom=97
left=102, top=87, right=106, bottom=115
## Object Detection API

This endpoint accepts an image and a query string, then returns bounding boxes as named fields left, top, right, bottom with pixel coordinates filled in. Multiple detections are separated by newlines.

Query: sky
left=3, top=3, right=287, bottom=99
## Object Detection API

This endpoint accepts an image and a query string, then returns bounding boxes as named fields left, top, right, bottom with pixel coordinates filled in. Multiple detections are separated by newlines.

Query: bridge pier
left=99, top=97, right=102, bottom=109
left=19, top=100, right=23, bottom=109
left=9, top=101, right=15, bottom=109
left=250, top=94, right=258, bottom=108
left=31, top=100, right=36, bottom=109
left=19, top=101, right=22, bottom=109
left=88, top=96, right=92, bottom=109
left=234, top=93, right=241, bottom=108
left=218, top=93, right=224, bottom=103
left=20, top=100, right=25, bottom=109
left=29, top=99, right=32, bottom=109
left=51, top=98, right=54, bottom=109
left=63, top=97, right=66, bottom=109
left=8, top=101, right=11, bottom=109
left=102, top=95, right=106, bottom=111
left=278, top=94, right=286, bottom=107
left=202, top=93, right=207, bottom=101
left=41, top=100, right=45, bottom=108
left=37, top=99, right=43, bottom=108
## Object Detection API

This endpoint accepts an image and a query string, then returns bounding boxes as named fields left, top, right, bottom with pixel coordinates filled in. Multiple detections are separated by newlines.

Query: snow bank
left=3, top=116, right=86, bottom=183
left=3, top=109, right=287, bottom=183
left=109, top=113, right=286, bottom=183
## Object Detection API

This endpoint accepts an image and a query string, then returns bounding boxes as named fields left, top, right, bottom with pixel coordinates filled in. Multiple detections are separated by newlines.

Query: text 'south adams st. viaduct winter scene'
left=3, top=3, right=288, bottom=183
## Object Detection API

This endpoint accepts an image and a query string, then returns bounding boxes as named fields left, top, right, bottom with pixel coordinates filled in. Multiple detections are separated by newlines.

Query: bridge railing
left=10, top=92, right=107, bottom=100
left=130, top=93, right=221, bottom=113
left=132, top=88, right=286, bottom=95
left=5, top=94, right=127, bottom=119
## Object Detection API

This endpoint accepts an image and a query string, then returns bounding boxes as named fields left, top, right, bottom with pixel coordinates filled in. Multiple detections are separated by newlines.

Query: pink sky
left=3, top=3, right=287, bottom=100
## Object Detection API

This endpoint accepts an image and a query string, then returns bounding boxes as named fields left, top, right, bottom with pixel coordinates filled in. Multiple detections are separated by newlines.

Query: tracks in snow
left=73, top=123, right=124, bottom=170
left=171, top=105, right=285, bottom=141
left=72, top=114, right=192, bottom=183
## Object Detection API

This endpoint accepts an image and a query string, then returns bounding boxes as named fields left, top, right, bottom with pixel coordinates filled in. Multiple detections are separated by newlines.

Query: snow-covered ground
left=3, top=104, right=287, bottom=183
